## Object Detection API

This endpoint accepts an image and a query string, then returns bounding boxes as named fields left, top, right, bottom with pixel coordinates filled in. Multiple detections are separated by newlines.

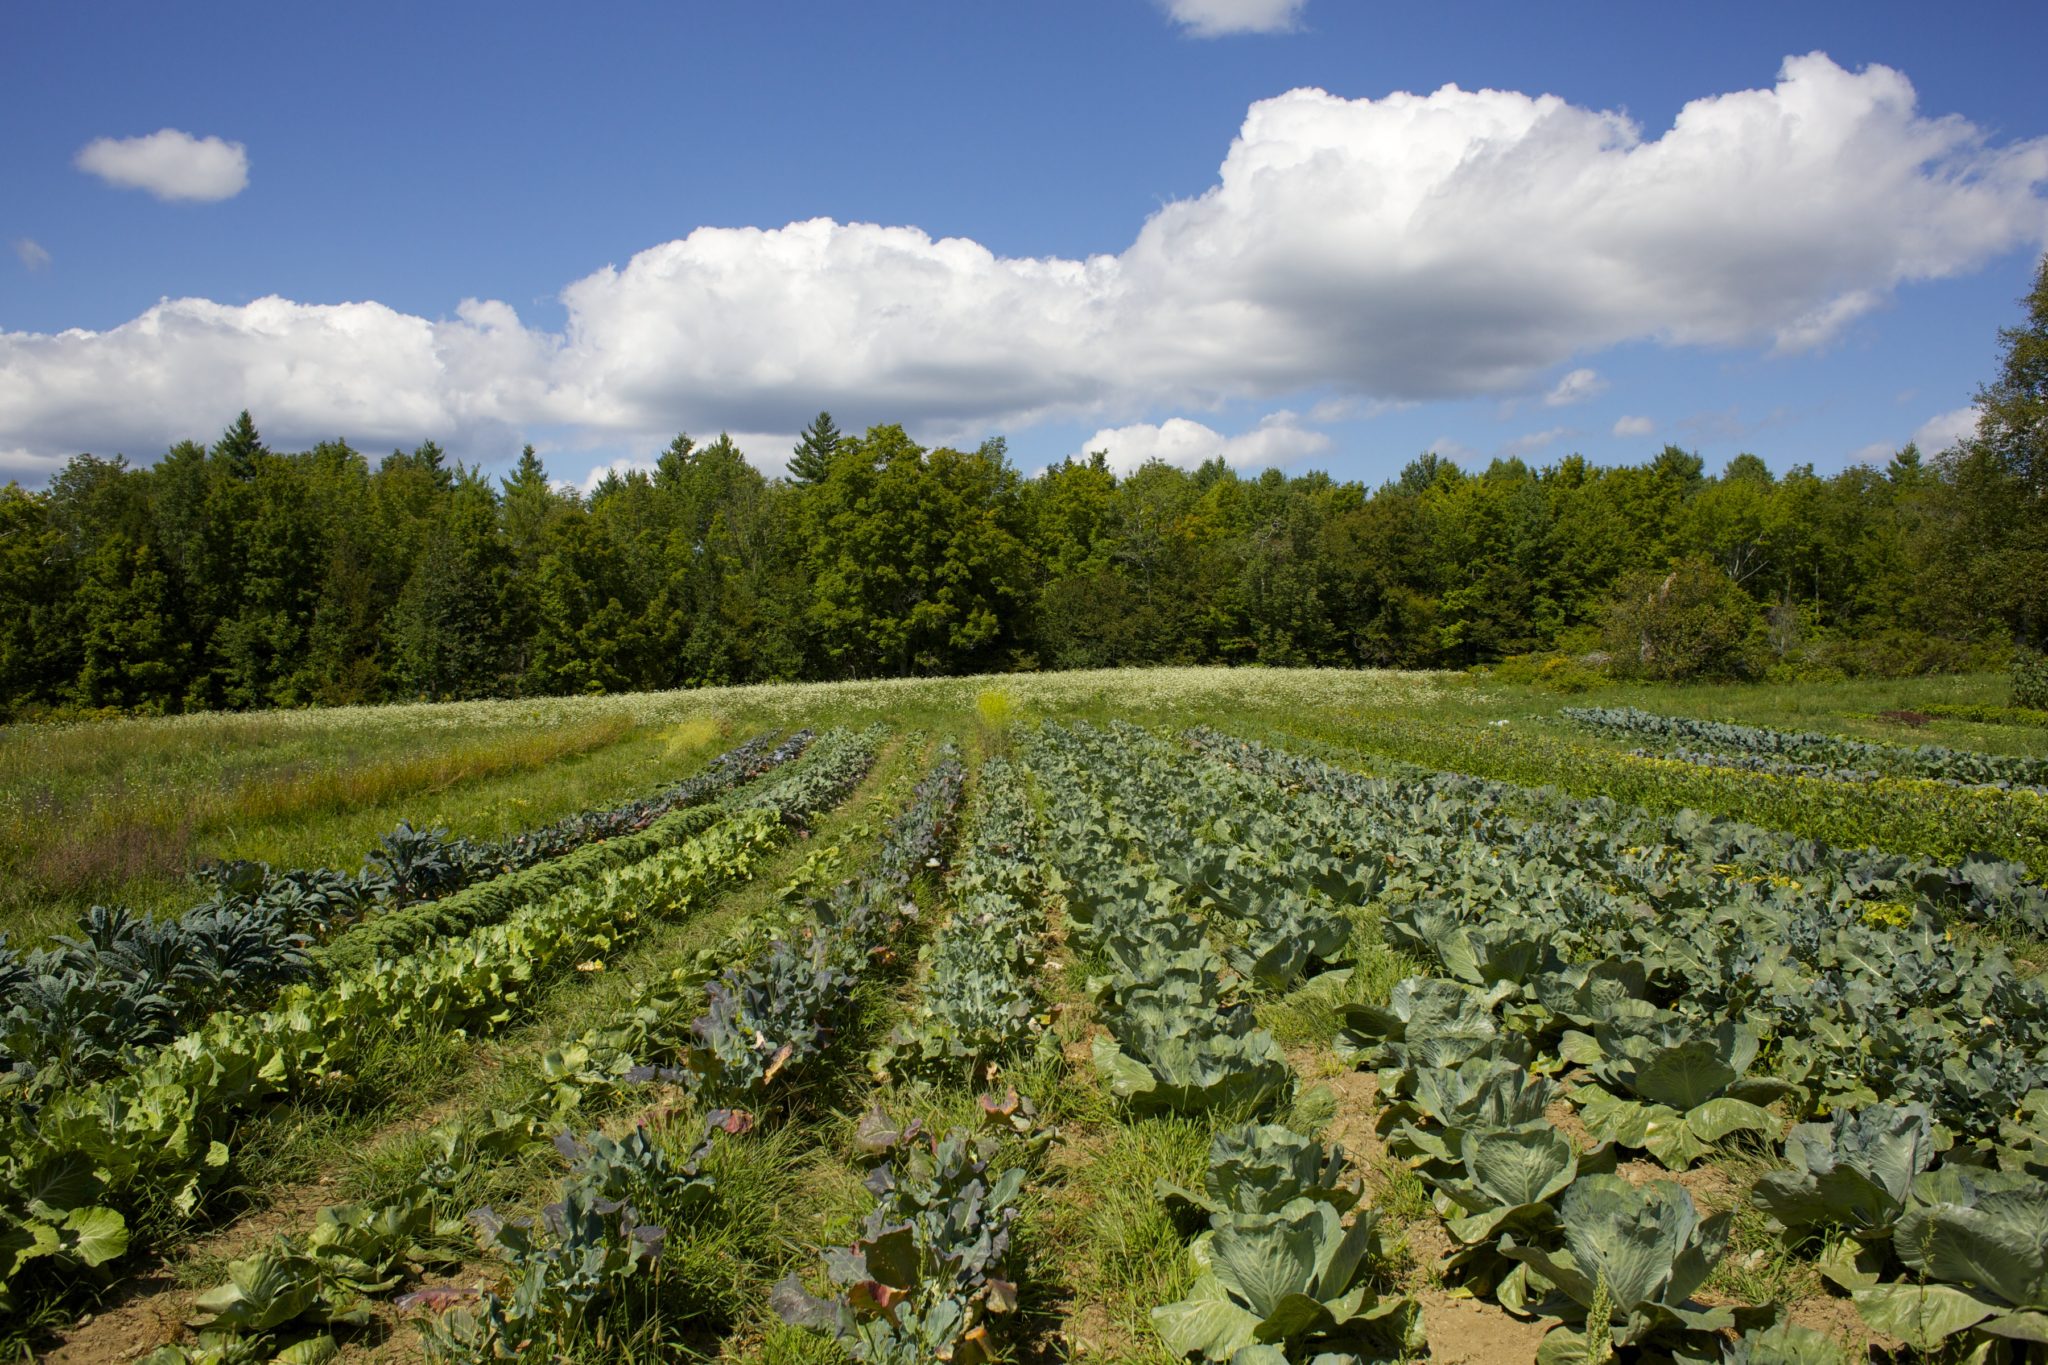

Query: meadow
left=5, top=665, right=2046, bottom=1365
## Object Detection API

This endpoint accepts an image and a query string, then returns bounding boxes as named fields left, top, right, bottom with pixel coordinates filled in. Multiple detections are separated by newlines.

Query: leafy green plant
left=1845, top=1165, right=2048, bottom=1354
left=1335, top=976, right=1517, bottom=1089
left=1749, top=1103, right=1934, bottom=1256
left=414, top=1116, right=735, bottom=1364
left=774, top=1100, right=1037, bottom=1364
left=1158, top=1122, right=1361, bottom=1227
left=1565, top=1013, right=1793, bottom=1168
left=2013, top=651, right=2048, bottom=711
left=1152, top=1198, right=1419, bottom=1362
left=1500, top=1174, right=1736, bottom=1363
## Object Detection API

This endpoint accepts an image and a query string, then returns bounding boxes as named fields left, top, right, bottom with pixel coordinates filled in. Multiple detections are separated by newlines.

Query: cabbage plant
left=1566, top=1013, right=1793, bottom=1168
left=1749, top=1103, right=1934, bottom=1259
left=1152, top=1199, right=1419, bottom=1363
left=1159, top=1122, right=1360, bottom=1227
left=1849, top=1166, right=2048, bottom=1353
left=1500, top=1174, right=1734, bottom=1362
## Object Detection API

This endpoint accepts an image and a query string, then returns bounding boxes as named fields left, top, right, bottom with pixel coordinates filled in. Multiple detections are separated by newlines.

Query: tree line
left=1, top=256, right=2042, bottom=717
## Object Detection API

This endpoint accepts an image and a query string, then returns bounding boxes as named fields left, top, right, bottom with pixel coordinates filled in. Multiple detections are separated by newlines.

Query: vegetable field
left=7, top=667, right=2048, bottom=1364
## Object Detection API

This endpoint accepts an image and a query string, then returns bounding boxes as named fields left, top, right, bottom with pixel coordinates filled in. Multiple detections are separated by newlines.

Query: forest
left=1, top=255, right=2042, bottom=719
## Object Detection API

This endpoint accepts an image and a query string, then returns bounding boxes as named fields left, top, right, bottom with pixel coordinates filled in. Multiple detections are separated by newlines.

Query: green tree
left=385, top=469, right=517, bottom=698
left=802, top=425, right=1029, bottom=676
left=787, top=411, right=843, bottom=485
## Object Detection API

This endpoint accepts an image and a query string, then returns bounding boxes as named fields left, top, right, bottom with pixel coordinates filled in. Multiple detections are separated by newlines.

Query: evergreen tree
left=212, top=410, right=266, bottom=480
left=787, top=411, right=842, bottom=484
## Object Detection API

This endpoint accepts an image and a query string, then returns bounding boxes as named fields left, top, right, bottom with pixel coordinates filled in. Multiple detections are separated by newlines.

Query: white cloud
left=1849, top=441, right=1897, bottom=464
left=1080, top=410, right=1329, bottom=474
left=578, top=455, right=659, bottom=495
left=0, top=295, right=548, bottom=461
left=1160, top=0, right=1307, bottom=37
left=1612, top=415, right=1656, bottom=438
left=7, top=54, right=2048, bottom=468
left=1912, top=404, right=1981, bottom=452
left=12, top=238, right=51, bottom=273
left=1543, top=367, right=1606, bottom=407
left=1499, top=426, right=1571, bottom=458
left=75, top=129, right=248, bottom=202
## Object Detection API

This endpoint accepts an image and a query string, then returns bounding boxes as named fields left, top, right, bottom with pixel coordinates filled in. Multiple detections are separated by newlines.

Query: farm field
left=6, top=666, right=2048, bottom=1365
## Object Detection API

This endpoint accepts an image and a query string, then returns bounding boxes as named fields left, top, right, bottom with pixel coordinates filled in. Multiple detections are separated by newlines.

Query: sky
left=4, top=0, right=2047, bottom=491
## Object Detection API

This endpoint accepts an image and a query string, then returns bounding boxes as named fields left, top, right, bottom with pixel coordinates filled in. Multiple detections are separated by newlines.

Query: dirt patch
left=1059, top=1301, right=1139, bottom=1361
left=1418, top=1289, right=1553, bottom=1364
left=40, top=1274, right=187, bottom=1365
left=1614, top=1156, right=1743, bottom=1212
left=1312, top=1056, right=1384, bottom=1166
left=1544, top=1098, right=1594, bottom=1151
left=1787, top=1290, right=1894, bottom=1357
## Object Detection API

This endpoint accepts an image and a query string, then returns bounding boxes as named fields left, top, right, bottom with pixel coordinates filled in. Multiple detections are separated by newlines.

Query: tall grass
left=0, top=715, right=649, bottom=940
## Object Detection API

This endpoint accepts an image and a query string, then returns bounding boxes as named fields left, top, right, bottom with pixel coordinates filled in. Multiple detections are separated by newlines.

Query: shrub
left=1600, top=557, right=1762, bottom=682
left=2014, top=650, right=2048, bottom=709
left=1483, top=652, right=1609, bottom=694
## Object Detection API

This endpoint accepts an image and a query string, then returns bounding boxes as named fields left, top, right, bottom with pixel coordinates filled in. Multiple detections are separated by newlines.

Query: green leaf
left=1685, top=1097, right=1778, bottom=1144
left=1640, top=1112, right=1712, bottom=1170
left=1633, top=1040, right=1738, bottom=1110
left=1852, top=1283, right=1999, bottom=1350
left=274, top=1334, right=341, bottom=1365
left=62, top=1207, right=128, bottom=1268
left=1469, top=1126, right=1578, bottom=1208
left=1154, top=1273, right=1262, bottom=1361
left=1983, top=1310, right=2048, bottom=1344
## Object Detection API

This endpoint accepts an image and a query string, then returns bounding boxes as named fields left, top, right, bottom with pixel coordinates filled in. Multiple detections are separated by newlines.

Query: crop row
left=1562, top=704, right=2048, bottom=790
left=0, top=728, right=879, bottom=1322
left=1283, top=712, right=2048, bottom=880
left=1163, top=723, right=2048, bottom=1357
left=1199, top=724, right=2048, bottom=937
left=1172, top=724, right=2048, bottom=1140
left=878, top=756, right=1050, bottom=1083
left=1027, top=725, right=1433, bottom=1360
left=0, top=729, right=805, bottom=1093
left=410, top=745, right=968, bottom=1364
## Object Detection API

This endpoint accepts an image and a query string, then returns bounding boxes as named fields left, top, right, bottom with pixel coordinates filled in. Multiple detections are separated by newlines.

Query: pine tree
left=212, top=410, right=266, bottom=479
left=788, top=411, right=842, bottom=485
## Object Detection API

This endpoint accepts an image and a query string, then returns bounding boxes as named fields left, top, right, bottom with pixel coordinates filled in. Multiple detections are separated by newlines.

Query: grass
left=0, top=711, right=718, bottom=940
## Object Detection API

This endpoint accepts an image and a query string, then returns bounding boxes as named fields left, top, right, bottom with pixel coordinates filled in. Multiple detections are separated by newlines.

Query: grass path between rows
left=39, top=735, right=917, bottom=1365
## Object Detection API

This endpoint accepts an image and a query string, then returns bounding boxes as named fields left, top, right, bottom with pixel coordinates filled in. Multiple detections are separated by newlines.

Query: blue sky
left=4, top=0, right=2046, bottom=489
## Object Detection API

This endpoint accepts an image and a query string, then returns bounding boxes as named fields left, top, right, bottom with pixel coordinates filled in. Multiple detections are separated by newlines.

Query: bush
left=1600, top=557, right=1762, bottom=682
left=1483, top=652, right=1609, bottom=694
left=2014, top=651, right=2048, bottom=709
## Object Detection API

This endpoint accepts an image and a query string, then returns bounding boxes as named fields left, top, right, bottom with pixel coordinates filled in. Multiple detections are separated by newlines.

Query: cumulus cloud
left=1080, top=410, right=1329, bottom=474
left=1544, top=367, right=1606, bottom=407
left=0, top=295, right=549, bottom=460
left=1612, top=415, right=1656, bottom=438
left=75, top=129, right=249, bottom=202
left=1912, top=404, right=1981, bottom=452
left=7, top=54, right=2048, bottom=467
left=12, top=238, right=51, bottom=273
left=1159, top=0, right=1307, bottom=37
left=1500, top=426, right=1572, bottom=458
